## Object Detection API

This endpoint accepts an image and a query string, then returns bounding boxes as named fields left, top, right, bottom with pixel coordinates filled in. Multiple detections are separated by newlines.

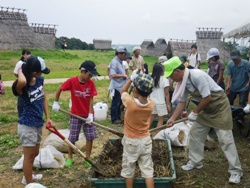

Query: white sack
left=13, top=145, right=65, bottom=169
left=153, top=121, right=193, bottom=146
left=43, top=129, right=86, bottom=153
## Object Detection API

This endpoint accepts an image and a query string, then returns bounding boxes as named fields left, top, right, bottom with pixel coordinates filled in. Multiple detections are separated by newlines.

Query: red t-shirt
left=61, top=76, right=97, bottom=116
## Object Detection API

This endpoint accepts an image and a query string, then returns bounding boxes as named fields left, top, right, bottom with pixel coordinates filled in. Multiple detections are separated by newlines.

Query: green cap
left=163, top=56, right=182, bottom=77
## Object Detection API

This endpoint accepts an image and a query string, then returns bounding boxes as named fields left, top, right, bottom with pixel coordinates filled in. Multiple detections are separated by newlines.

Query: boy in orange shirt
left=120, top=73, right=155, bottom=188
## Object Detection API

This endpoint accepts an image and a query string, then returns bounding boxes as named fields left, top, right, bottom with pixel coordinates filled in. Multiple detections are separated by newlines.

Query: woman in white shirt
left=150, top=63, right=171, bottom=127
left=187, top=44, right=201, bottom=69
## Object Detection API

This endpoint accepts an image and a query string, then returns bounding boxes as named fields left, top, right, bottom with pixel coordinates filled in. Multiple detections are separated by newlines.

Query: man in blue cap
left=109, top=46, right=128, bottom=124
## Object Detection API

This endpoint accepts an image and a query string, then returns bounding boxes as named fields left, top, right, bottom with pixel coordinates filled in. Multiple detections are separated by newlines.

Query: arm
left=111, top=74, right=127, bottom=79
left=120, top=79, right=132, bottom=95
left=89, top=97, right=94, bottom=114
left=193, top=95, right=211, bottom=114
left=54, top=87, right=62, bottom=102
left=141, top=64, right=145, bottom=73
left=15, top=71, right=27, bottom=95
left=167, top=101, right=186, bottom=126
left=43, top=92, right=53, bottom=125
left=217, top=69, right=224, bottom=85
left=226, top=75, right=231, bottom=94
left=164, top=86, right=171, bottom=113
left=125, top=69, right=129, bottom=77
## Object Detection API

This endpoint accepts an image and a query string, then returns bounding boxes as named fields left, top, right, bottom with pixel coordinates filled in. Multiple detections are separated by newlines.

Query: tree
left=55, top=37, right=95, bottom=50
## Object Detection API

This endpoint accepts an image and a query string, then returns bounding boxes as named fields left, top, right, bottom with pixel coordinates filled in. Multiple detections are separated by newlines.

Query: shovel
left=50, top=105, right=124, bottom=137
left=45, top=123, right=106, bottom=176
left=149, top=117, right=188, bottom=133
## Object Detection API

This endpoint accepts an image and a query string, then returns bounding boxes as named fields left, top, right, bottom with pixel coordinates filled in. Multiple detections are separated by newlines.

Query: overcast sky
left=1, top=0, right=250, bottom=44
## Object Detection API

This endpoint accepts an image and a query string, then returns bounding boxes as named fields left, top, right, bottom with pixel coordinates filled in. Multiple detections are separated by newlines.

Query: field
left=0, top=49, right=250, bottom=188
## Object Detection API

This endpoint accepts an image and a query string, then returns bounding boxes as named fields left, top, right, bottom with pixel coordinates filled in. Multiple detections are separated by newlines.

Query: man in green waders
left=164, top=56, right=243, bottom=184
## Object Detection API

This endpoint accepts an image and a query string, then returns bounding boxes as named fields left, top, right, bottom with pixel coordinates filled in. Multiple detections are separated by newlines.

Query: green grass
left=1, top=49, right=159, bottom=80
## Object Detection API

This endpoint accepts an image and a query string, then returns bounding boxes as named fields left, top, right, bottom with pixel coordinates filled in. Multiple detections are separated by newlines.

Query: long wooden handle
left=149, top=117, right=188, bottom=133
left=50, top=105, right=124, bottom=137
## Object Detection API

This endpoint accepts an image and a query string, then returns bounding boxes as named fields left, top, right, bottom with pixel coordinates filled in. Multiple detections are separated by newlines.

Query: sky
left=1, top=0, right=250, bottom=44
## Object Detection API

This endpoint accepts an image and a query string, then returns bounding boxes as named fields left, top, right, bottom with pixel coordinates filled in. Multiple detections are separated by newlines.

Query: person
left=164, top=56, right=243, bottom=184
left=180, top=55, right=188, bottom=68
left=0, top=74, right=5, bottom=95
left=62, top=39, right=67, bottom=52
left=13, top=49, right=32, bottom=118
left=150, top=63, right=171, bottom=127
left=107, top=51, right=131, bottom=78
left=206, top=48, right=225, bottom=90
left=226, top=49, right=250, bottom=107
left=129, top=46, right=145, bottom=73
left=120, top=73, right=155, bottom=188
left=109, top=46, right=128, bottom=124
left=52, top=60, right=99, bottom=167
left=187, top=44, right=201, bottom=69
left=12, top=56, right=53, bottom=185
left=158, top=56, right=168, bottom=64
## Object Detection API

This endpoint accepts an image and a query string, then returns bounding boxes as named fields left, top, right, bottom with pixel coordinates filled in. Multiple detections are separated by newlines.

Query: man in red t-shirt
left=52, top=60, right=99, bottom=167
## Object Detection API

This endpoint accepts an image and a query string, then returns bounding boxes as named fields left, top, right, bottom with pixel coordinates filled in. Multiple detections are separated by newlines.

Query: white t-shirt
left=13, top=60, right=24, bottom=74
left=187, top=53, right=201, bottom=68
left=122, top=61, right=129, bottom=70
left=150, top=76, right=169, bottom=104
left=179, top=69, right=223, bottom=102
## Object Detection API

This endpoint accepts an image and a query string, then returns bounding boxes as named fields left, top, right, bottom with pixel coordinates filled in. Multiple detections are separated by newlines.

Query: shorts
left=152, top=103, right=168, bottom=116
left=18, top=124, right=42, bottom=146
left=69, top=116, right=98, bottom=143
left=121, top=135, right=153, bottom=178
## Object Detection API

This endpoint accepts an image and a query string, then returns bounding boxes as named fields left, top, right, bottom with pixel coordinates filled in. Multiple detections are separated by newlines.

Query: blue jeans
left=111, top=89, right=121, bottom=122
left=228, top=90, right=248, bottom=107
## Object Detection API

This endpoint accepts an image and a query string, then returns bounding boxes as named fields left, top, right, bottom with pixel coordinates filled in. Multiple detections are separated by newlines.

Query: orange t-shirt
left=121, top=92, right=155, bottom=138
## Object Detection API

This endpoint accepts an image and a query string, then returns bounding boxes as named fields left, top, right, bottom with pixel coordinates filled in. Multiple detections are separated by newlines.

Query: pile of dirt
left=93, top=139, right=171, bottom=178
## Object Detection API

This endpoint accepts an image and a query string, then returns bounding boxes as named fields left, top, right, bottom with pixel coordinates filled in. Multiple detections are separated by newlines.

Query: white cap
left=133, top=46, right=141, bottom=52
left=206, top=48, right=219, bottom=60
left=25, top=183, right=46, bottom=188
left=158, top=56, right=168, bottom=63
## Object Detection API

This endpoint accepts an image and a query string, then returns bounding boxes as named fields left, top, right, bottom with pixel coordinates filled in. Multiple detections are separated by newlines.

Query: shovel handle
left=149, top=117, right=188, bottom=133
left=50, top=105, right=124, bottom=137
left=46, top=123, right=65, bottom=140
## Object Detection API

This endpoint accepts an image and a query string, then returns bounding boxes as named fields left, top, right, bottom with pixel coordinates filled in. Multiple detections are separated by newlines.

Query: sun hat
left=230, top=49, right=241, bottom=59
left=133, top=46, right=141, bottom=52
left=134, top=74, right=154, bottom=93
left=163, top=56, right=182, bottom=77
left=79, top=60, right=100, bottom=76
left=180, top=55, right=187, bottom=61
left=125, top=51, right=132, bottom=60
left=116, top=46, right=128, bottom=53
left=206, top=48, right=219, bottom=60
left=158, top=56, right=168, bottom=63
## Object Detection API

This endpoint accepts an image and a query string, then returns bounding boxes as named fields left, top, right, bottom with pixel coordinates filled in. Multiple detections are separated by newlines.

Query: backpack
left=0, top=74, right=5, bottom=95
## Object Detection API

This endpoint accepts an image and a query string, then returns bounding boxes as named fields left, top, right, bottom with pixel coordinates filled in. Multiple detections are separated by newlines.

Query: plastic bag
left=13, top=145, right=65, bottom=169
left=153, top=121, right=193, bottom=146
left=43, top=129, right=86, bottom=153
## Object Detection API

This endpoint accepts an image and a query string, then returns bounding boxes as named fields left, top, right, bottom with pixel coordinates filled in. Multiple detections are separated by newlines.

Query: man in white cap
left=129, top=46, right=145, bottom=73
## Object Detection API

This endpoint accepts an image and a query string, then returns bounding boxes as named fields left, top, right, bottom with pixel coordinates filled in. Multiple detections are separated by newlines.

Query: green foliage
left=241, top=46, right=250, bottom=60
left=55, top=37, right=95, bottom=50
left=0, top=134, right=20, bottom=157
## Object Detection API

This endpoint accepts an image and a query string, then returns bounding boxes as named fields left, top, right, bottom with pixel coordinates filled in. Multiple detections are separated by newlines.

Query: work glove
left=188, top=111, right=198, bottom=121
left=86, top=113, right=94, bottom=124
left=52, top=101, right=60, bottom=112
left=243, top=104, right=250, bottom=113
left=130, top=69, right=139, bottom=81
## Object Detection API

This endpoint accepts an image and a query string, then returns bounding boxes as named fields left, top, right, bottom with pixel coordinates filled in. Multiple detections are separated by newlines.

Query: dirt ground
left=0, top=120, right=250, bottom=188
